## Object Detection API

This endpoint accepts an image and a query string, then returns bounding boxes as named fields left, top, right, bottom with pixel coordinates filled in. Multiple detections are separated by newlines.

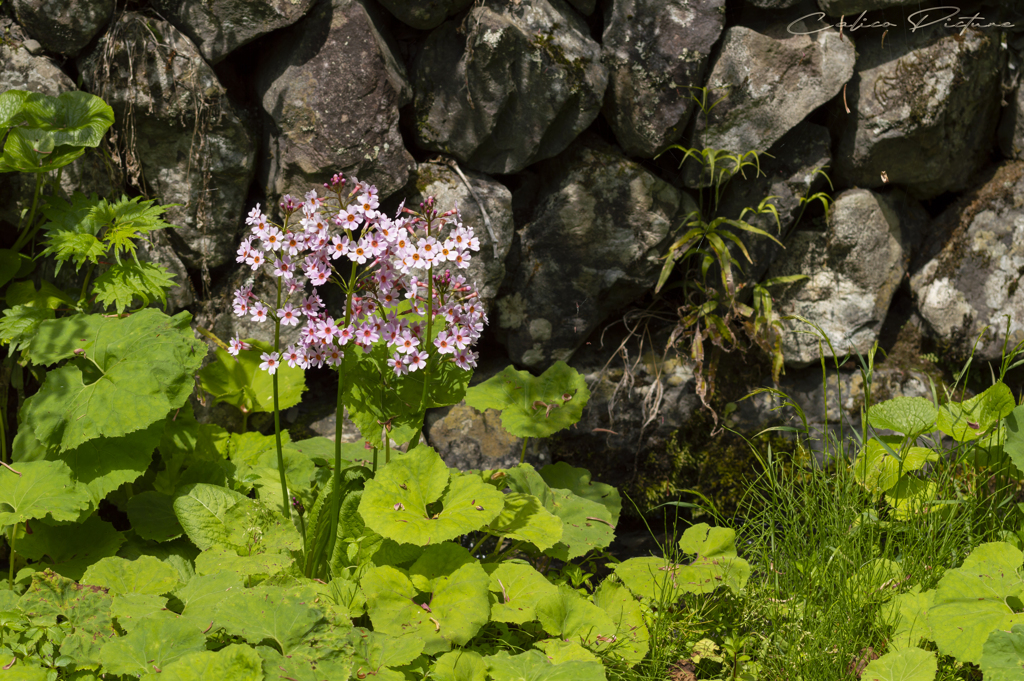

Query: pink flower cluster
left=229, top=176, right=486, bottom=377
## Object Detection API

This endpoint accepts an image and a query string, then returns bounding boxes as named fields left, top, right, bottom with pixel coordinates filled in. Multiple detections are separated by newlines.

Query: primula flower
left=450, top=326, right=469, bottom=350
left=356, top=323, right=379, bottom=345
left=388, top=352, right=408, bottom=376
left=283, top=232, right=303, bottom=256
left=434, top=330, right=455, bottom=355
left=453, top=349, right=477, bottom=370
left=247, top=251, right=265, bottom=270
left=301, top=294, right=322, bottom=316
left=245, top=204, right=262, bottom=225
left=251, top=302, right=269, bottom=323
left=326, top=346, right=344, bottom=366
left=278, top=303, right=300, bottom=326
left=337, top=206, right=362, bottom=229
left=316, top=317, right=339, bottom=342
left=260, top=351, right=280, bottom=375
left=337, top=324, right=354, bottom=346
left=283, top=345, right=304, bottom=368
left=406, top=349, right=427, bottom=371
left=358, top=192, right=379, bottom=219
left=228, top=337, right=248, bottom=356
left=273, top=257, right=294, bottom=280
left=329, top=234, right=349, bottom=260
left=263, top=226, right=283, bottom=251
left=396, top=331, right=419, bottom=354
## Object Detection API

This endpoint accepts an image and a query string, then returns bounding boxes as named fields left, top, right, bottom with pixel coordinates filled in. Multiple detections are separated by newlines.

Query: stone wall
left=4, top=0, right=1024, bottom=505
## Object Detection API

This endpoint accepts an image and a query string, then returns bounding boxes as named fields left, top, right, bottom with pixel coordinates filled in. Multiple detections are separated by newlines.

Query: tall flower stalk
left=229, top=174, right=486, bottom=577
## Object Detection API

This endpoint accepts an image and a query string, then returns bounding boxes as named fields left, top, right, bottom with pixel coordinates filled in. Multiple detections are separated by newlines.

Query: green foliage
left=199, top=339, right=306, bottom=415
left=0, top=91, right=112, bottom=174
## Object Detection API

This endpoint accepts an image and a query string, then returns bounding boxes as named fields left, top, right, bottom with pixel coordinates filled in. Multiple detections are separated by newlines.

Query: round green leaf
left=854, top=437, right=938, bottom=493
left=431, top=650, right=488, bottom=681
left=0, top=128, right=85, bottom=173
left=172, top=484, right=252, bottom=552
left=860, top=647, right=937, bottom=681
left=536, top=584, right=617, bottom=644
left=82, top=555, right=182, bottom=597
left=938, top=381, right=1015, bottom=442
left=487, top=561, right=558, bottom=624
left=359, top=446, right=504, bottom=545
left=0, top=459, right=91, bottom=526
left=464, top=361, right=590, bottom=438
left=212, top=585, right=326, bottom=654
left=23, top=310, right=206, bottom=452
left=199, top=341, right=306, bottom=414
left=592, top=580, right=649, bottom=666
left=128, top=491, right=184, bottom=542
left=16, top=513, right=124, bottom=581
left=349, top=627, right=424, bottom=679
left=540, top=461, right=621, bottom=526
left=99, top=614, right=206, bottom=677
left=18, top=568, right=113, bottom=634
left=484, top=649, right=607, bottom=681
left=544, top=488, right=615, bottom=561
left=868, top=396, right=938, bottom=436
left=18, top=91, right=114, bottom=149
left=487, top=492, right=563, bottom=551
left=0, top=89, right=29, bottom=129
left=981, top=624, right=1024, bottom=681
left=140, top=644, right=264, bottom=681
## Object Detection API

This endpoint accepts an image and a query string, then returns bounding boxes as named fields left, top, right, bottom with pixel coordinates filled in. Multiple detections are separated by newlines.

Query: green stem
left=273, top=277, right=290, bottom=520
left=7, top=524, right=15, bottom=589
left=11, top=173, right=42, bottom=253
left=78, top=262, right=95, bottom=311
left=469, top=531, right=491, bottom=557
left=240, top=410, right=249, bottom=433
left=519, top=437, right=530, bottom=465
left=384, top=430, right=391, bottom=465
left=407, top=260, right=435, bottom=451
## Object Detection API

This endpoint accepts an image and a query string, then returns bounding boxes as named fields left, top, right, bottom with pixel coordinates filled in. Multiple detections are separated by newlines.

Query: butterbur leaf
left=128, top=491, right=184, bottom=542
left=487, top=492, right=562, bottom=551
left=431, top=649, right=488, bottom=681
left=535, top=584, right=618, bottom=646
left=23, top=310, right=205, bottom=451
left=111, top=593, right=171, bottom=631
left=868, top=396, right=938, bottom=436
left=172, top=484, right=252, bottom=551
left=349, top=627, right=424, bottom=679
left=927, top=542, right=1024, bottom=664
left=0, top=89, right=29, bottom=128
left=17, top=90, right=114, bottom=149
left=257, top=646, right=354, bottom=681
left=0, top=127, right=84, bottom=172
left=175, top=571, right=245, bottom=632
left=62, top=422, right=160, bottom=507
left=860, top=647, right=937, bottom=681
left=0, top=459, right=91, bottom=526
left=139, top=644, right=263, bottom=681
left=540, top=461, right=621, bottom=526
left=359, top=445, right=504, bottom=545
left=1003, top=405, right=1024, bottom=474
left=0, top=305, right=54, bottom=351
left=937, top=381, right=1015, bottom=442
left=464, top=362, right=590, bottom=438
left=487, top=561, right=558, bottom=624
left=592, top=580, right=650, bottom=666
left=199, top=341, right=305, bottom=414
left=675, top=523, right=750, bottom=594
left=980, top=624, right=1024, bottom=681
left=211, top=585, right=326, bottom=654
left=98, top=614, right=206, bottom=676
left=544, top=488, right=615, bottom=561
left=81, top=555, right=182, bottom=596
left=16, top=513, right=124, bottom=581
left=18, top=569, right=113, bottom=634
left=886, top=585, right=933, bottom=650
left=854, top=437, right=939, bottom=493
left=533, top=639, right=601, bottom=665
left=484, top=649, right=607, bottom=681
left=5, top=279, right=75, bottom=310
left=885, top=476, right=938, bottom=519
left=92, top=261, right=177, bottom=314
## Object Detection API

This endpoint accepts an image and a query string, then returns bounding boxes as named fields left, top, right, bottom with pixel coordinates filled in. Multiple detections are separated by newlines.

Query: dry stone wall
left=3, top=0, right=1024, bottom=490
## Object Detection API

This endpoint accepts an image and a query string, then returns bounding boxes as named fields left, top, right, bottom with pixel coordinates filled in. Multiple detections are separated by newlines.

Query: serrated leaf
left=363, top=553, right=490, bottom=655
left=464, top=362, right=590, bottom=438
left=592, top=580, right=649, bottom=666
left=199, top=341, right=306, bottom=414
left=540, top=461, right=621, bottom=526
left=81, top=555, right=182, bottom=596
left=535, top=583, right=617, bottom=646
left=40, top=231, right=106, bottom=274
left=980, top=624, right=1024, bottom=681
left=927, top=542, right=1024, bottom=664
left=16, top=513, right=124, bottom=581
left=0, top=459, right=91, bottom=526
left=487, top=561, right=557, bottom=624
left=359, top=446, right=504, bottom=546
left=98, top=614, right=206, bottom=676
left=17, top=569, right=113, bottom=635
left=0, top=658, right=48, bottom=680
left=212, top=585, right=326, bottom=654
left=140, top=644, right=263, bottom=681
left=860, top=647, right=938, bottom=681
left=868, top=396, right=938, bottom=436
left=431, top=649, right=488, bottom=681
left=484, top=649, right=607, bottom=681
left=0, top=305, right=54, bottom=351
left=488, top=493, right=562, bottom=551
left=854, top=437, right=939, bottom=493
left=938, top=382, right=1015, bottom=442
left=23, top=310, right=205, bottom=451
left=172, top=484, right=252, bottom=552
left=92, top=261, right=177, bottom=314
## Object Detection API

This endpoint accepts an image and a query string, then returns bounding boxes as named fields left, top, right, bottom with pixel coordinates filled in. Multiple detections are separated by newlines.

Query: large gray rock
left=830, top=25, right=1002, bottom=199
left=770, top=189, right=909, bottom=367
left=10, top=0, right=113, bottom=56
left=411, top=0, right=608, bottom=175
left=911, top=161, right=1024, bottom=362
left=601, top=0, right=725, bottom=158
left=79, top=14, right=256, bottom=273
left=375, top=0, right=473, bottom=30
left=689, top=25, right=854, bottom=185
left=150, top=0, right=317, bottom=64
left=714, top=121, right=832, bottom=292
left=495, top=138, right=685, bottom=369
left=401, top=161, right=514, bottom=314
left=258, top=0, right=413, bottom=204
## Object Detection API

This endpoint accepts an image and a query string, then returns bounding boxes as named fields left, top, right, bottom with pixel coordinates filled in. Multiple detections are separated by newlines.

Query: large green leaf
left=23, top=310, right=205, bottom=451
left=464, top=362, right=590, bottom=438
left=127, top=491, right=184, bottom=542
left=0, top=89, right=29, bottom=128
left=92, top=261, right=177, bottom=314
left=487, top=493, right=562, bottom=551
left=937, top=382, right=1015, bottom=442
left=0, top=305, right=55, bottom=352
left=484, top=649, right=606, bottom=681
left=257, top=645, right=354, bottom=681
left=199, top=341, right=306, bottom=414
left=487, top=561, right=558, bottom=624
left=592, top=580, right=650, bottom=666
left=139, top=644, right=263, bottom=681
left=98, top=614, right=206, bottom=676
left=359, top=446, right=504, bottom=545
left=349, top=627, right=424, bottom=680
left=854, top=437, right=938, bottom=493
left=16, top=513, right=124, bottom=581
left=175, top=571, right=245, bottom=632
left=17, top=569, right=113, bottom=635
left=860, top=647, right=937, bottom=681
left=544, top=488, right=615, bottom=561
left=81, top=556, right=182, bottom=596
left=0, top=459, right=91, bottom=526
left=172, top=484, right=253, bottom=551
left=211, top=585, right=326, bottom=655
left=5, top=279, right=75, bottom=310
left=535, top=584, right=617, bottom=646
left=927, top=542, right=1024, bottom=664
left=981, top=624, right=1024, bottom=681
left=539, top=461, right=621, bottom=526
left=867, top=397, right=938, bottom=436
left=363, top=549, right=490, bottom=655
left=0, top=127, right=84, bottom=173
left=16, top=90, right=114, bottom=149
left=431, top=649, right=488, bottom=681
left=0, top=249, right=20, bottom=288
left=1003, top=405, right=1024, bottom=474
left=59, top=422, right=160, bottom=507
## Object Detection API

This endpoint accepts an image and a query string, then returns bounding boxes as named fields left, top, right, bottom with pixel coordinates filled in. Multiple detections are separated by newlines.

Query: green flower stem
left=273, top=276, right=290, bottom=520
left=469, top=531, right=492, bottom=557
left=7, top=524, right=15, bottom=589
left=519, top=437, right=530, bottom=465
left=324, top=263, right=358, bottom=569
left=408, top=259, right=435, bottom=451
